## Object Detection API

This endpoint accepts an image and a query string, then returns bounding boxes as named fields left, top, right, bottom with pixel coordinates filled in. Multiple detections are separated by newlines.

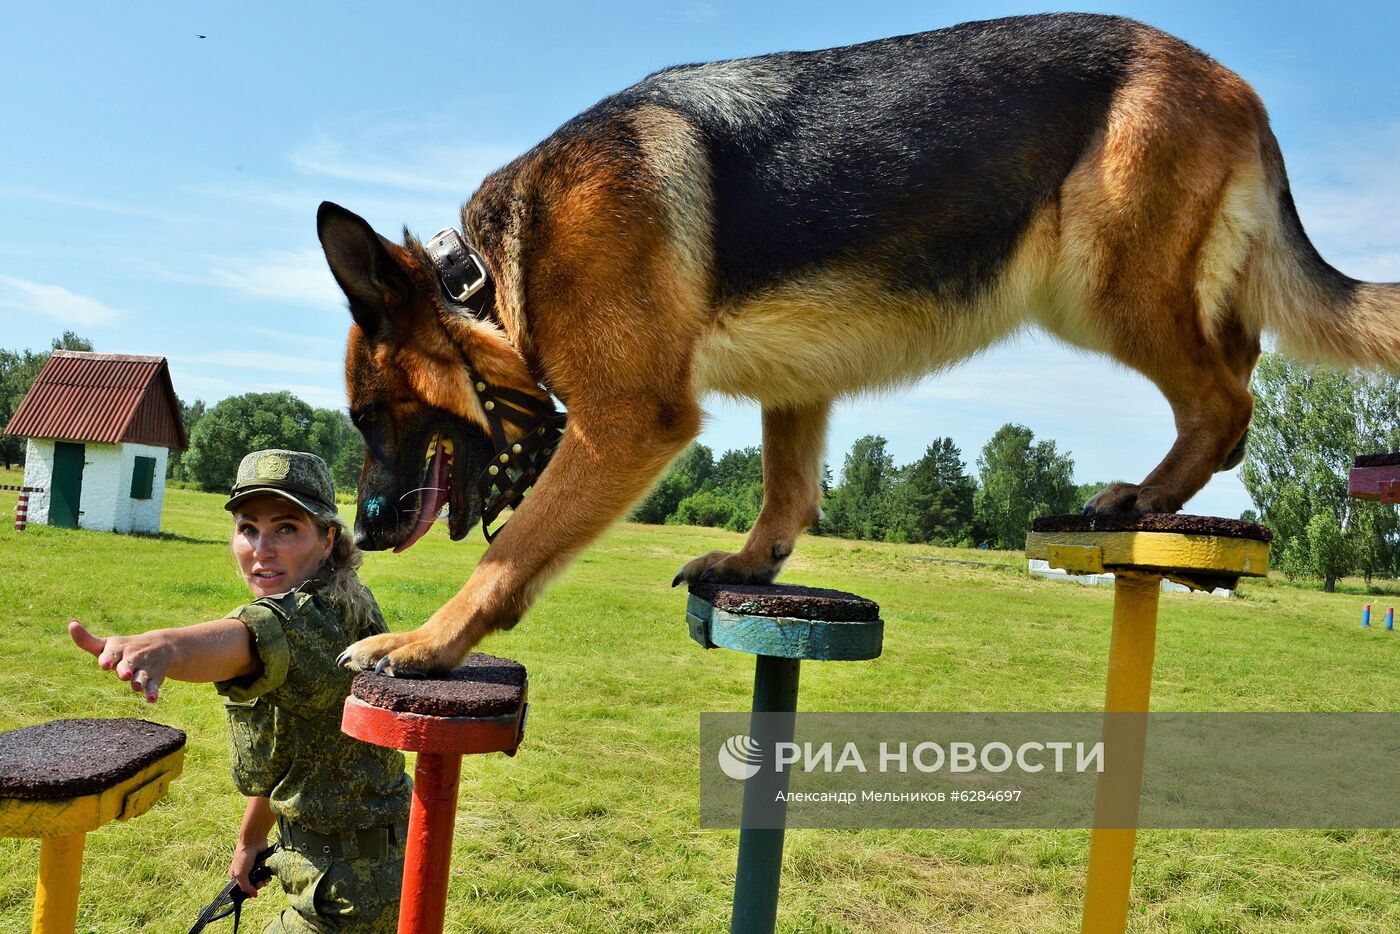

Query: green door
left=51, top=442, right=85, bottom=529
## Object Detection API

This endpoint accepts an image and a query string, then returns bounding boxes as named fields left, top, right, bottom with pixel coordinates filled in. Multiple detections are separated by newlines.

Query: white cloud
left=1287, top=123, right=1400, bottom=279
left=242, top=325, right=345, bottom=354
left=273, top=382, right=347, bottom=409
left=0, top=184, right=178, bottom=222
left=676, top=1, right=720, bottom=23
left=289, top=132, right=520, bottom=194
left=170, top=350, right=339, bottom=376
left=207, top=249, right=343, bottom=310
left=164, top=366, right=346, bottom=411
left=0, top=275, right=123, bottom=326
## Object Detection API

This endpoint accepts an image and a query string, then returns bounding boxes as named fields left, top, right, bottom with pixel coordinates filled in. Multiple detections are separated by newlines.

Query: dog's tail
left=1243, top=133, right=1400, bottom=369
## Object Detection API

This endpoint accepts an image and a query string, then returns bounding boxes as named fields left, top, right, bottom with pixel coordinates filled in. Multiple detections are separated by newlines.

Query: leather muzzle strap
left=426, top=224, right=567, bottom=540
left=472, top=379, right=565, bottom=541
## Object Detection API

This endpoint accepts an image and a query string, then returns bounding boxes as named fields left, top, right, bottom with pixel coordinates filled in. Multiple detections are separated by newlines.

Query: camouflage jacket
left=214, top=572, right=411, bottom=834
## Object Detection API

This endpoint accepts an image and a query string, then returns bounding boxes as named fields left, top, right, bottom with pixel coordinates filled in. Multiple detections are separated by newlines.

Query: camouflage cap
left=225, top=450, right=338, bottom=523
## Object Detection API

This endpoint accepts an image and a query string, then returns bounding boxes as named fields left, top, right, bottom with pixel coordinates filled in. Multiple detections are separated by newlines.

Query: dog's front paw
left=336, top=630, right=462, bottom=677
left=672, top=546, right=786, bottom=588
left=1082, top=483, right=1178, bottom=515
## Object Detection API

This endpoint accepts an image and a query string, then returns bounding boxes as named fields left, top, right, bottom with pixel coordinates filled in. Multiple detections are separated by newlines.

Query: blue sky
left=3, top=1, right=1397, bottom=518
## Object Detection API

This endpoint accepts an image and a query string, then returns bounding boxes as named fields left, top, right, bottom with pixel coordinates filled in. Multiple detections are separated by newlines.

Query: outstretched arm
left=68, top=618, right=260, bottom=703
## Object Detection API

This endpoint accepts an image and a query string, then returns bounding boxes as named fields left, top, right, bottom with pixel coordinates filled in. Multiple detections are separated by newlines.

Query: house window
left=131, top=456, right=156, bottom=500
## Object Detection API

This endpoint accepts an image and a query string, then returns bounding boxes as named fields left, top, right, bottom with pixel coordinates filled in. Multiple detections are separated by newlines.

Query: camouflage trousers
left=262, top=841, right=404, bottom=932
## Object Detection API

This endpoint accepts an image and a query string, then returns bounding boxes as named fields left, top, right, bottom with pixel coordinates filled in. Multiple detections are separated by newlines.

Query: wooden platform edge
left=0, top=748, right=185, bottom=839
left=686, top=594, right=883, bottom=661
left=1026, top=530, right=1269, bottom=579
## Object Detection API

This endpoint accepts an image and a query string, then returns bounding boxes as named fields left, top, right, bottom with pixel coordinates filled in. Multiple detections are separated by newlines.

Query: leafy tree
left=167, top=396, right=206, bottom=480
left=673, top=488, right=739, bottom=528
left=632, top=443, right=713, bottom=524
left=711, top=447, right=762, bottom=490
left=888, top=437, right=975, bottom=545
left=182, top=392, right=319, bottom=491
left=1305, top=512, right=1354, bottom=593
left=329, top=439, right=366, bottom=494
left=53, top=331, right=94, bottom=353
left=0, top=349, right=25, bottom=469
left=718, top=482, right=764, bottom=532
left=307, top=407, right=364, bottom=494
left=824, top=435, right=896, bottom=540
left=0, top=333, right=94, bottom=469
left=182, top=393, right=368, bottom=495
left=973, top=424, right=1077, bottom=549
left=810, top=463, right=835, bottom=535
left=1241, top=353, right=1400, bottom=590
left=703, top=446, right=764, bottom=532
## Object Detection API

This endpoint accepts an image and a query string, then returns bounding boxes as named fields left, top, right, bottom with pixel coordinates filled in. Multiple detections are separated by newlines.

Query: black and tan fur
left=318, top=14, right=1400, bottom=674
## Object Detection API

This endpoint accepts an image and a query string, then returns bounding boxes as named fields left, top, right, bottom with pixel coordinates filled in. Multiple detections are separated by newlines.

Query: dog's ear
left=317, top=201, right=413, bottom=339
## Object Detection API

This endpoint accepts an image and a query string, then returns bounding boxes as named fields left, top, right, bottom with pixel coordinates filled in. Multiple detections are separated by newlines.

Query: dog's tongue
left=394, top=445, right=450, bottom=554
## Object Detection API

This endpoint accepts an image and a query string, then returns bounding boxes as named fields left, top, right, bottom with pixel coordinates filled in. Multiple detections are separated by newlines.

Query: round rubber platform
left=350, top=653, right=527, bottom=719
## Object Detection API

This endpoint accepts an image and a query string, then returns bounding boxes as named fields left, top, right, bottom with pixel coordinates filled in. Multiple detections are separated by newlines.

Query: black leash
left=425, top=226, right=567, bottom=542
left=187, top=843, right=279, bottom=934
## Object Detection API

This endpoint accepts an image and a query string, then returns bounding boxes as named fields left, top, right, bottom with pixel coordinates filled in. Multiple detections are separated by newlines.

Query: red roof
left=4, top=352, right=187, bottom=450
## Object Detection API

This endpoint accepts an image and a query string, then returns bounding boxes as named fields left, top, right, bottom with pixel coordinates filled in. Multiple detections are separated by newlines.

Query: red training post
left=341, top=654, right=528, bottom=934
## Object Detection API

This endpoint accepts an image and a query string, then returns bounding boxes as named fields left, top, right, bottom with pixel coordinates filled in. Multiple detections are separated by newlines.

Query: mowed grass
left=1, top=476, right=1398, bottom=932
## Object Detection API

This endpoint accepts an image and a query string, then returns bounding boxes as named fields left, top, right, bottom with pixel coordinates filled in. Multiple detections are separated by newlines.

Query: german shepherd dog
left=319, top=13, right=1399, bottom=674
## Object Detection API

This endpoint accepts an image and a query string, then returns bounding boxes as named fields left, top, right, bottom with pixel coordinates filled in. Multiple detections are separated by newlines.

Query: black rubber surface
left=351, top=653, right=527, bottom=718
left=0, top=719, right=185, bottom=800
left=1031, top=513, right=1272, bottom=542
left=688, top=583, right=880, bottom=621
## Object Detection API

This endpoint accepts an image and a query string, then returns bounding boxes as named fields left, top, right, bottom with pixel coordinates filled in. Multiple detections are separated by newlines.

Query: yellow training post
left=1026, top=514, right=1270, bottom=934
left=0, top=719, right=185, bottom=934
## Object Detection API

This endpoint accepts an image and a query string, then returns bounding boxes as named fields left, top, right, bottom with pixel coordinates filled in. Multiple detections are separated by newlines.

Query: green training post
left=686, top=582, right=883, bottom=934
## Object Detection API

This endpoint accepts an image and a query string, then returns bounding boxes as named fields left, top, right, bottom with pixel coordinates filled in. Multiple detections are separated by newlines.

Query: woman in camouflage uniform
left=70, top=449, right=412, bottom=932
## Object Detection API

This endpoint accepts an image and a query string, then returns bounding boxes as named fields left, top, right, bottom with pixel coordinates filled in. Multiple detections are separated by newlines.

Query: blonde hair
left=318, top=515, right=380, bottom=636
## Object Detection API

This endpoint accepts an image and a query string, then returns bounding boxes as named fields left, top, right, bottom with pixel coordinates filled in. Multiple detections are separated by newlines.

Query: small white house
left=5, top=351, right=187, bottom=533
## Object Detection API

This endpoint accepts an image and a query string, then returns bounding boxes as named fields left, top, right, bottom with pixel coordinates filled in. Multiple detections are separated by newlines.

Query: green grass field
left=1, top=473, right=1398, bottom=932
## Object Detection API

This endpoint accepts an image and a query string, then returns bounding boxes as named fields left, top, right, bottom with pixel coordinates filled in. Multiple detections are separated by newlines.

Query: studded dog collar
left=426, top=226, right=566, bottom=541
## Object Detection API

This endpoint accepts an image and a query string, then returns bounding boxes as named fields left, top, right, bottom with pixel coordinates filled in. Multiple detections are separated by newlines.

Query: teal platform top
left=686, top=583, right=884, bottom=661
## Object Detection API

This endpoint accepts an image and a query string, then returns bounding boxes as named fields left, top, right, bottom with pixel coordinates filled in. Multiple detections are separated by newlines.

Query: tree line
left=0, top=333, right=364, bottom=493
left=5, top=337, right=1398, bottom=588
left=631, top=352, right=1400, bottom=589
left=0, top=331, right=95, bottom=469
left=172, top=391, right=364, bottom=494
left=1240, top=353, right=1400, bottom=592
left=631, top=423, right=1089, bottom=550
